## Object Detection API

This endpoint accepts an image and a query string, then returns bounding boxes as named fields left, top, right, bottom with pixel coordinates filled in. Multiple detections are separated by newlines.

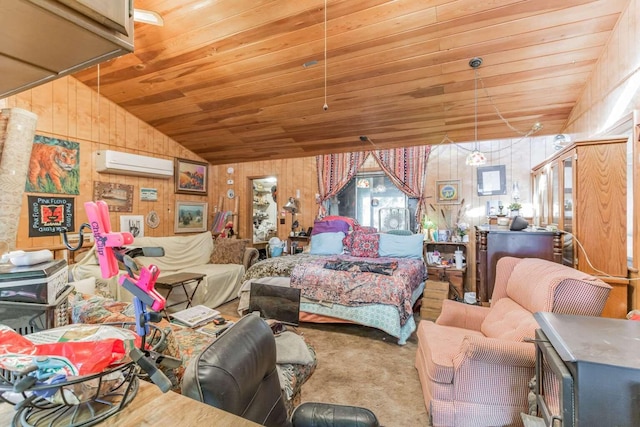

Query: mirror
left=249, top=176, right=278, bottom=247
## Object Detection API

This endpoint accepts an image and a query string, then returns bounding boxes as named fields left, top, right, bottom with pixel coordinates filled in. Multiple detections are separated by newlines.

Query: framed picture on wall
left=477, top=165, right=507, bottom=196
left=93, top=181, right=134, bottom=212
left=175, top=158, right=208, bottom=195
left=120, top=215, right=144, bottom=238
left=175, top=201, right=208, bottom=233
left=436, top=180, right=461, bottom=204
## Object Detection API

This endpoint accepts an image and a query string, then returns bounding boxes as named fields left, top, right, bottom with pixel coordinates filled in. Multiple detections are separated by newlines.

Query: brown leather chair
left=182, top=313, right=379, bottom=427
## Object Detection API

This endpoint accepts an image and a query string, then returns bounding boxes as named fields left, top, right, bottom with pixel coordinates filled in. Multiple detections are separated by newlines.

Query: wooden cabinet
left=475, top=227, right=563, bottom=303
left=424, top=242, right=467, bottom=300
left=531, top=138, right=629, bottom=318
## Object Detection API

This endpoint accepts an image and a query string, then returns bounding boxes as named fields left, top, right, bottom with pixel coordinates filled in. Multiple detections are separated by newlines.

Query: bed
left=237, top=252, right=426, bottom=345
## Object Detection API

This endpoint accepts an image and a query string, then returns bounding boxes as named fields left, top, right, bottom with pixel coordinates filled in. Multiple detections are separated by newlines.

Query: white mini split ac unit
left=94, top=150, right=174, bottom=179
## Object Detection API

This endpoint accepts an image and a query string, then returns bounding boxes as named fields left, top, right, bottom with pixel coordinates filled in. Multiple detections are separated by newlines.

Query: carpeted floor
left=217, top=298, right=430, bottom=426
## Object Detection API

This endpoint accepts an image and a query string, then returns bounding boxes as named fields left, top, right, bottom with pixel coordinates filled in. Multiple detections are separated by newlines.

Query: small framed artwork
left=93, top=181, right=134, bottom=212
left=175, top=201, right=208, bottom=233
left=436, top=180, right=461, bottom=204
left=175, top=158, right=208, bottom=195
left=477, top=165, right=507, bottom=196
left=140, top=187, right=158, bottom=201
left=120, top=215, right=144, bottom=238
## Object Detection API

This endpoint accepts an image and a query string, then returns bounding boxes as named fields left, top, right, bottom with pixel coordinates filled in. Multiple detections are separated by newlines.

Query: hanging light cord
left=473, top=68, right=478, bottom=150
left=323, top=0, right=328, bottom=109
left=444, top=65, right=543, bottom=154
left=478, top=74, right=538, bottom=136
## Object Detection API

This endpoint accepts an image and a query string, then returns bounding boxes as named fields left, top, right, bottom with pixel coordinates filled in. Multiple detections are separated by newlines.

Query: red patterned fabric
left=343, top=226, right=378, bottom=254
left=348, top=232, right=380, bottom=258
left=353, top=225, right=377, bottom=234
left=415, top=257, right=612, bottom=427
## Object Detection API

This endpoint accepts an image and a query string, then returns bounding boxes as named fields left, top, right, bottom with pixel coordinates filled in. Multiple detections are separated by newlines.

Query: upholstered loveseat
left=415, top=257, right=611, bottom=427
left=71, top=232, right=259, bottom=310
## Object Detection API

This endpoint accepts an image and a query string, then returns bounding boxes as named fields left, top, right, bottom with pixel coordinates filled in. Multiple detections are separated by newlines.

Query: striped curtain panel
left=370, top=145, right=431, bottom=222
left=316, top=151, right=369, bottom=217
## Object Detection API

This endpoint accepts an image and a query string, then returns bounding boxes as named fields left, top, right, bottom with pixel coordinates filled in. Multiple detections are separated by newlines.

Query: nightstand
left=423, top=241, right=467, bottom=300
left=287, top=235, right=309, bottom=255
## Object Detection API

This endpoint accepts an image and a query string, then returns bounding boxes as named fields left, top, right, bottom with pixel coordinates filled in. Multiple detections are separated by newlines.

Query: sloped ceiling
left=72, top=0, right=629, bottom=165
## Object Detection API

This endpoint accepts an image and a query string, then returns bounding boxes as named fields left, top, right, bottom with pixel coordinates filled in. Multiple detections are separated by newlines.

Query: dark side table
left=155, top=272, right=205, bottom=317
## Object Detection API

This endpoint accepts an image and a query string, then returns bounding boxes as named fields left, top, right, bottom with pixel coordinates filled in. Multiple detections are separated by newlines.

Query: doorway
left=247, top=176, right=278, bottom=251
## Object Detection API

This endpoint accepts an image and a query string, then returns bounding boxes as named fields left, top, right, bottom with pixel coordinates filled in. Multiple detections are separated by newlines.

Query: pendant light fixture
left=466, top=57, right=487, bottom=166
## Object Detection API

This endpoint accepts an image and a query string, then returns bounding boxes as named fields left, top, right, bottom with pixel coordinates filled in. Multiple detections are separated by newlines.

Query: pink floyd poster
left=28, top=195, right=75, bottom=237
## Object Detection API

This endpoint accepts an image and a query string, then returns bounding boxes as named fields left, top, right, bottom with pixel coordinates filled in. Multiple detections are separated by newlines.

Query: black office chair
left=182, top=313, right=379, bottom=427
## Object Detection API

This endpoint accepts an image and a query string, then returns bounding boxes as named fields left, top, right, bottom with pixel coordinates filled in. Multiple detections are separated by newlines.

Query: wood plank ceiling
left=72, top=0, right=629, bottom=165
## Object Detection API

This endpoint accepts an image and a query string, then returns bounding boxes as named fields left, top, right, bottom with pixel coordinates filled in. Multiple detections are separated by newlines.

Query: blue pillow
left=310, top=231, right=345, bottom=255
left=378, top=233, right=424, bottom=259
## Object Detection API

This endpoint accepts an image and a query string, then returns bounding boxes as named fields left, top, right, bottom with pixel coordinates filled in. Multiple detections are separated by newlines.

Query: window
left=332, top=172, right=417, bottom=231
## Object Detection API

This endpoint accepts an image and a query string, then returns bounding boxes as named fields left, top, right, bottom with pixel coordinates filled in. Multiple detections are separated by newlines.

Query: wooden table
left=0, top=380, right=260, bottom=427
left=155, top=272, right=205, bottom=316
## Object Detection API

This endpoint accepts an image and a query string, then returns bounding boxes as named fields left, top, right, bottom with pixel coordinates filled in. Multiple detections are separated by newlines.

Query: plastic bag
left=0, top=324, right=138, bottom=376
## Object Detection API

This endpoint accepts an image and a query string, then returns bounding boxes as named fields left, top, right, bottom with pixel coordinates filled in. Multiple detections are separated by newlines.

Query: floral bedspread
left=291, top=255, right=425, bottom=325
left=243, top=254, right=426, bottom=326
left=242, top=254, right=325, bottom=281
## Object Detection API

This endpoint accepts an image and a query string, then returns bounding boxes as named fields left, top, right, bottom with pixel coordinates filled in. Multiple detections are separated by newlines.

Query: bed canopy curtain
left=370, top=145, right=431, bottom=223
left=316, top=145, right=431, bottom=223
left=316, top=152, right=369, bottom=217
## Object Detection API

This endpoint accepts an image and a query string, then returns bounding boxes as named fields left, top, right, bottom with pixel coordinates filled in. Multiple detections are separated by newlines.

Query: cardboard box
left=0, top=259, right=68, bottom=304
left=420, top=279, right=450, bottom=321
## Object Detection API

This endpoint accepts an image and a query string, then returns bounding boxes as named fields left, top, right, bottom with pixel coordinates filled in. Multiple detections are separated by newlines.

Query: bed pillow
left=310, top=231, right=345, bottom=255
left=378, top=233, right=423, bottom=259
left=319, top=216, right=357, bottom=229
left=311, top=219, right=350, bottom=236
left=211, top=238, right=248, bottom=264
left=349, top=232, right=380, bottom=258
left=353, top=225, right=377, bottom=234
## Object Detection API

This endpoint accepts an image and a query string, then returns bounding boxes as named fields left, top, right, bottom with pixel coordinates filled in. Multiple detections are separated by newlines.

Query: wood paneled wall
left=424, top=137, right=557, bottom=230
left=0, top=76, right=209, bottom=251
left=209, top=158, right=317, bottom=243
left=565, top=0, right=640, bottom=138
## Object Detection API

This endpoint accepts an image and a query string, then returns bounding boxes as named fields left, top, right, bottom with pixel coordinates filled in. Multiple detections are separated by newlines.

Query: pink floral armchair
left=415, top=257, right=611, bottom=427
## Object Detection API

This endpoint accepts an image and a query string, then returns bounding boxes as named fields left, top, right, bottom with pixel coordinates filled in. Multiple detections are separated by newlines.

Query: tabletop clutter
left=0, top=200, right=184, bottom=424
left=425, top=248, right=466, bottom=269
